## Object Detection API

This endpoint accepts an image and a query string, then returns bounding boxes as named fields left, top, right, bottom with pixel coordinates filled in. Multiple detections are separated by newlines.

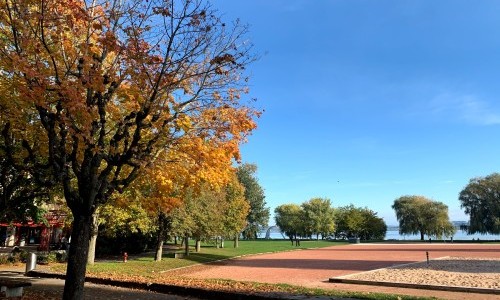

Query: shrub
left=36, top=252, right=58, bottom=264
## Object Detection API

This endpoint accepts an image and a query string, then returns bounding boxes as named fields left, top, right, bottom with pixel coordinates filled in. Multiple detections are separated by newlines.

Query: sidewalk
left=0, top=266, right=203, bottom=300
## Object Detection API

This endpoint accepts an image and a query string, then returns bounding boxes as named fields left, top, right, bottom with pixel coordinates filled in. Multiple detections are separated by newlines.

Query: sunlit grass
left=49, top=239, right=345, bottom=276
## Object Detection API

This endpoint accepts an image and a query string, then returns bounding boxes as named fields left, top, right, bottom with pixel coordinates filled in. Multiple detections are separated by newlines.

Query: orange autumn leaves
left=0, top=0, right=258, bottom=197
left=135, top=115, right=254, bottom=215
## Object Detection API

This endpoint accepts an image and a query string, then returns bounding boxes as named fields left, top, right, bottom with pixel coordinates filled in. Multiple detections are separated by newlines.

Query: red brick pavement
left=178, top=243, right=500, bottom=300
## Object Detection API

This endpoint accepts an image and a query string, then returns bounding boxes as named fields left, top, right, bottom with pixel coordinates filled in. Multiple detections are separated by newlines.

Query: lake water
left=260, top=230, right=500, bottom=241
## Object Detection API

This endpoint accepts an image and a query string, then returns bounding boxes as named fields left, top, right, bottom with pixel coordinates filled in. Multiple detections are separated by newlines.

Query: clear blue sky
left=212, top=0, right=500, bottom=225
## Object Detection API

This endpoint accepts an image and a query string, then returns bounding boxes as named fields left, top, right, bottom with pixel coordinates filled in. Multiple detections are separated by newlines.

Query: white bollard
left=25, top=252, right=37, bottom=273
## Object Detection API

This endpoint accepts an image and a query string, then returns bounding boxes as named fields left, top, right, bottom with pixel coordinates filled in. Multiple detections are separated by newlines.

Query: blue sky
left=212, top=0, right=500, bottom=225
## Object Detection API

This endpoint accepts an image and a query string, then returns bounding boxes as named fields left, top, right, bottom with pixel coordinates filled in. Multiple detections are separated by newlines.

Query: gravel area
left=343, top=256, right=500, bottom=290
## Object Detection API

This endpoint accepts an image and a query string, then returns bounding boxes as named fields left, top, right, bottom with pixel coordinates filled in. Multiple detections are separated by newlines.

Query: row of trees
left=96, top=164, right=269, bottom=263
left=274, top=198, right=387, bottom=242
left=392, top=172, right=500, bottom=240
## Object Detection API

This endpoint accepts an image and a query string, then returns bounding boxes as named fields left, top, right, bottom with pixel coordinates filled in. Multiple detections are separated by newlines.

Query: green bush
left=5, top=248, right=26, bottom=264
left=36, top=252, right=58, bottom=264
left=0, top=250, right=68, bottom=265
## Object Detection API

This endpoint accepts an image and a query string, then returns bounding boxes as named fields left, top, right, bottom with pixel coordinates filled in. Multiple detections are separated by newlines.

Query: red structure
left=0, top=210, right=67, bottom=250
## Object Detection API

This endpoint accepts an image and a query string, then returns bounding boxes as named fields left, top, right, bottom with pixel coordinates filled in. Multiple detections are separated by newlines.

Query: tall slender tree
left=236, top=163, right=269, bottom=239
left=0, top=1, right=258, bottom=299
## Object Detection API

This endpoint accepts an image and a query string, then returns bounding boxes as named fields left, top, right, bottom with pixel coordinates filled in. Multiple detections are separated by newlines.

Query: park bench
left=0, top=279, right=31, bottom=298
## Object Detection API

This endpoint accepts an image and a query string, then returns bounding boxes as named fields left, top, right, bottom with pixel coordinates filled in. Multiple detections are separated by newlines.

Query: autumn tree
left=301, top=197, right=335, bottom=240
left=392, top=196, right=455, bottom=240
left=0, top=1, right=258, bottom=299
left=236, top=163, right=269, bottom=239
left=459, top=173, right=500, bottom=235
left=136, top=127, right=248, bottom=260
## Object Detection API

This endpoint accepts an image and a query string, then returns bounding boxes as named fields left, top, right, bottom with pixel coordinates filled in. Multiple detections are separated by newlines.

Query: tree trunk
left=233, top=234, right=239, bottom=248
left=420, top=231, right=425, bottom=241
left=63, top=214, right=92, bottom=300
left=87, top=212, right=99, bottom=265
left=154, top=213, right=167, bottom=262
left=195, top=239, right=201, bottom=252
left=155, top=239, right=164, bottom=261
left=220, top=237, right=224, bottom=248
left=184, top=235, right=189, bottom=256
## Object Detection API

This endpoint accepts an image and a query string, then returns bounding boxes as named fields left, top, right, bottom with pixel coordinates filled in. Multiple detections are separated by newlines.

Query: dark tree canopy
left=0, top=123, right=52, bottom=223
left=392, top=195, right=455, bottom=240
left=459, top=173, right=500, bottom=235
left=236, top=163, right=269, bottom=239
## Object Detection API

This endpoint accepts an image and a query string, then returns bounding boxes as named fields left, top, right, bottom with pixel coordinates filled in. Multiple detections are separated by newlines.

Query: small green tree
left=334, top=205, right=386, bottom=240
left=359, top=208, right=387, bottom=240
left=392, top=196, right=455, bottom=240
left=274, top=204, right=304, bottom=244
left=301, top=198, right=335, bottom=240
left=459, top=173, right=500, bottom=234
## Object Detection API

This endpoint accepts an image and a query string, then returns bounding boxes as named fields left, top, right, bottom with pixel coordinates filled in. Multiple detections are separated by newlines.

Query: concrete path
left=0, top=268, right=203, bottom=300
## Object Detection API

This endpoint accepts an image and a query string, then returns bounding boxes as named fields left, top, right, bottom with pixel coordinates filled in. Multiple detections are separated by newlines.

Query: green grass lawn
left=50, top=239, right=345, bottom=276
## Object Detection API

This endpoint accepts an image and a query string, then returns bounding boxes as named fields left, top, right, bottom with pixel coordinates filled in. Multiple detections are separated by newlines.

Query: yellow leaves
left=175, top=114, right=192, bottom=132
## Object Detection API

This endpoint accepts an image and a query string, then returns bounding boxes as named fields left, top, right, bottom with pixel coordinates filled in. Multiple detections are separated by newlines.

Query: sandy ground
left=340, top=256, right=500, bottom=289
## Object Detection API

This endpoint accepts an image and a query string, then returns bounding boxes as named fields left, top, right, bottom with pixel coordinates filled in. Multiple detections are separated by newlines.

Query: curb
left=328, top=277, right=500, bottom=295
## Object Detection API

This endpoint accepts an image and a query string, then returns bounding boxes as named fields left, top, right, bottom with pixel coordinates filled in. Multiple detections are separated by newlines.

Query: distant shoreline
left=260, top=228, right=500, bottom=241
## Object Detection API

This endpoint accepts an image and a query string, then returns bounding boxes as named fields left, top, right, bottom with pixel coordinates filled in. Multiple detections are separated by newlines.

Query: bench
left=0, top=279, right=32, bottom=298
